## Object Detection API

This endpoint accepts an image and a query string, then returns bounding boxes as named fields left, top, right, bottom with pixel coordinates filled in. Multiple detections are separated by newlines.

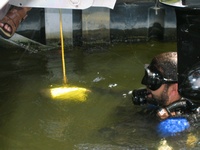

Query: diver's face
left=141, top=64, right=176, bottom=106
left=148, top=84, right=169, bottom=106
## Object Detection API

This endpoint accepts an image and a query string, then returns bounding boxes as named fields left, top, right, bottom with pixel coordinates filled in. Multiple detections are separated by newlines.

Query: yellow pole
left=59, top=9, right=67, bottom=84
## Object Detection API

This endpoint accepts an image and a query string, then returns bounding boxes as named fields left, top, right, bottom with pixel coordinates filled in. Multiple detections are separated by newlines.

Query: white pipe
left=8, top=0, right=116, bottom=9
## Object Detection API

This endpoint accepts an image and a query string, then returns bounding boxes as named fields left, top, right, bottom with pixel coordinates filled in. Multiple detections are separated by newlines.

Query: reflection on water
left=0, top=42, right=199, bottom=149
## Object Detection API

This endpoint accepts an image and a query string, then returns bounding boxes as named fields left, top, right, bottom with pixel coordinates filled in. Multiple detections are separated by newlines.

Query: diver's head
left=142, top=52, right=178, bottom=90
left=141, top=52, right=179, bottom=106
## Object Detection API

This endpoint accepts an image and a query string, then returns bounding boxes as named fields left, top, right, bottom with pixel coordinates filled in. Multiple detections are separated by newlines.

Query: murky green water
left=0, top=42, right=199, bottom=150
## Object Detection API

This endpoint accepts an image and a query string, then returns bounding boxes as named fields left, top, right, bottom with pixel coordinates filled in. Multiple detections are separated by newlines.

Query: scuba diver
left=132, top=52, right=200, bottom=123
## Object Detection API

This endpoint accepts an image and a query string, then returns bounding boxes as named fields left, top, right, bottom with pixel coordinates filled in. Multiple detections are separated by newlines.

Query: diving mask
left=141, top=64, right=177, bottom=91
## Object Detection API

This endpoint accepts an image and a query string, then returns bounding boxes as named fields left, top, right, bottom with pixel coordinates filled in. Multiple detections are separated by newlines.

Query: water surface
left=0, top=42, right=199, bottom=150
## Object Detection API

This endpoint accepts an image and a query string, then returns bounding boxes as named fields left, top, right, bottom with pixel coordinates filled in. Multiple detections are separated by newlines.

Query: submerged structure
left=0, top=0, right=177, bottom=48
